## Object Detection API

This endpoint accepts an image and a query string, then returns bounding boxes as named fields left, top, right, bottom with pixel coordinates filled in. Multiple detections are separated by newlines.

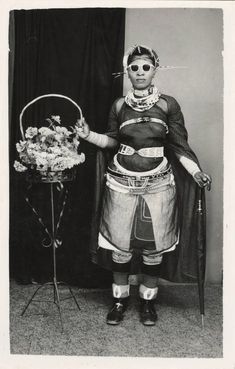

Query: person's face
left=127, top=55, right=156, bottom=90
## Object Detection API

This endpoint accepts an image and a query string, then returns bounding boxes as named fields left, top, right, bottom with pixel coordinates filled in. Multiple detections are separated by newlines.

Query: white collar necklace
left=133, top=86, right=154, bottom=98
left=125, top=85, right=161, bottom=112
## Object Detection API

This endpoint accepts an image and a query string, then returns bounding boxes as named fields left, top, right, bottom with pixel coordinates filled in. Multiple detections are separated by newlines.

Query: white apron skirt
left=99, top=156, right=179, bottom=255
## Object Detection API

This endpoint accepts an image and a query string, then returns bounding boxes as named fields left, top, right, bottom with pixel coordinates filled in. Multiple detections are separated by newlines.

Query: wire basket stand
left=19, top=94, right=83, bottom=332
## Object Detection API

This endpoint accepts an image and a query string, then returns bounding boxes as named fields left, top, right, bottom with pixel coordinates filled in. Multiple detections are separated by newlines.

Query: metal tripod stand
left=21, top=181, right=81, bottom=332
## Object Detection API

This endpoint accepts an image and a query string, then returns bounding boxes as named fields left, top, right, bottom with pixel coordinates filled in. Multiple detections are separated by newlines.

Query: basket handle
left=19, top=93, right=83, bottom=140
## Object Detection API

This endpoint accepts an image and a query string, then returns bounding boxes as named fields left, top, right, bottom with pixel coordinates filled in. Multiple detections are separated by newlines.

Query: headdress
left=123, top=44, right=160, bottom=71
left=112, top=44, right=187, bottom=78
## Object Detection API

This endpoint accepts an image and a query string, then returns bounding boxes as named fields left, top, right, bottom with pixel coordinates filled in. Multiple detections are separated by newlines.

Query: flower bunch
left=14, top=115, right=85, bottom=173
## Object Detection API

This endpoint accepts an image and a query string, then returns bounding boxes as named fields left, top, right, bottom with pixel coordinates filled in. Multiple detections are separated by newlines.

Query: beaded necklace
left=125, top=86, right=161, bottom=112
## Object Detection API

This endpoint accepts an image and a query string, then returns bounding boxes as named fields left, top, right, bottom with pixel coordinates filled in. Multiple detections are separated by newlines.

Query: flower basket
left=14, top=94, right=85, bottom=183
left=25, top=167, right=77, bottom=183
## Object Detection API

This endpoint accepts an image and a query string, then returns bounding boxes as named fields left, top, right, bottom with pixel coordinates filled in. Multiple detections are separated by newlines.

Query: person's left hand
left=193, top=171, right=212, bottom=190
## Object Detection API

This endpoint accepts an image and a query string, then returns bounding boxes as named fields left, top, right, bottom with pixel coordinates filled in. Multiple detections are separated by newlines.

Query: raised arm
left=75, top=99, right=122, bottom=150
left=76, top=119, right=118, bottom=149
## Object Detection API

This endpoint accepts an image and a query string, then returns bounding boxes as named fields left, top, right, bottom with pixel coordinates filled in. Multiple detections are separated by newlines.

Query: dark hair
left=127, top=46, right=159, bottom=67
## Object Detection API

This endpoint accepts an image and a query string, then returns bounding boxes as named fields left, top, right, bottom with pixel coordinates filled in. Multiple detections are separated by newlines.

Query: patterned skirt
left=99, top=156, right=179, bottom=255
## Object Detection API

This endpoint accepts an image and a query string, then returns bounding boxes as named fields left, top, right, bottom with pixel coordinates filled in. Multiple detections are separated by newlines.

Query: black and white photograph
left=0, top=1, right=234, bottom=369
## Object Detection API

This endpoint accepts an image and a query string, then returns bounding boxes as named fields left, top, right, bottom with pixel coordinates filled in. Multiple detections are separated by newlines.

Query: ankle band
left=112, top=283, right=130, bottom=298
left=139, top=284, right=158, bottom=300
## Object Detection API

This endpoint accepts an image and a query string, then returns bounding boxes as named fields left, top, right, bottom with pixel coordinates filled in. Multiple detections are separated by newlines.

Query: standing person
left=76, top=44, right=211, bottom=326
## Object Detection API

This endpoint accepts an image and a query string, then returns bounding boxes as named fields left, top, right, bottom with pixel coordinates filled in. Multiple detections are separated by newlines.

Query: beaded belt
left=118, top=144, right=164, bottom=158
left=107, top=165, right=172, bottom=181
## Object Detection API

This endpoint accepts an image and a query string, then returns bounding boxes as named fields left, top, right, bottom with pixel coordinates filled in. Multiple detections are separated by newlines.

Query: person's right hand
left=193, top=171, right=212, bottom=191
left=75, top=117, right=90, bottom=139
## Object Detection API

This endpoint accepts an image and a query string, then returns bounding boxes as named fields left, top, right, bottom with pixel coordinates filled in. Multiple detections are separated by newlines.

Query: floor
left=10, top=280, right=223, bottom=357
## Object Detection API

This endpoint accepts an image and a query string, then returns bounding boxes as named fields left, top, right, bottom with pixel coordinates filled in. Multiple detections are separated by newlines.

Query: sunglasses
left=127, top=63, right=155, bottom=72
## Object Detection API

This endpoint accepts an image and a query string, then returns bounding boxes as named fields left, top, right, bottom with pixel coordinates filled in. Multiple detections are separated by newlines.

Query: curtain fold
left=9, top=8, right=125, bottom=287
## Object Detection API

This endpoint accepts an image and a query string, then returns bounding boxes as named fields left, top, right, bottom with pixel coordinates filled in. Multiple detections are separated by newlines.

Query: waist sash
left=118, top=144, right=164, bottom=158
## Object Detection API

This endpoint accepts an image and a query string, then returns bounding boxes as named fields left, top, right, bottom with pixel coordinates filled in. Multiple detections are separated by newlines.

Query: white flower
left=25, top=127, right=38, bottom=139
left=28, top=143, right=38, bottom=149
left=14, top=160, right=27, bottom=172
left=55, top=126, right=70, bottom=135
left=35, top=151, right=48, bottom=159
left=49, top=146, right=61, bottom=155
left=35, top=157, right=49, bottom=171
left=18, top=152, right=31, bottom=164
left=79, top=153, right=85, bottom=163
left=38, top=127, right=54, bottom=136
left=26, top=148, right=36, bottom=157
left=45, top=153, right=56, bottom=161
left=51, top=115, right=61, bottom=124
left=72, top=138, right=80, bottom=148
left=54, top=133, right=63, bottom=142
left=16, top=140, right=27, bottom=153
left=50, top=157, right=67, bottom=171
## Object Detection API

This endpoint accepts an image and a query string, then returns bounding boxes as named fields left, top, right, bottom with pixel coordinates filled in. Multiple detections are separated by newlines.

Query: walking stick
left=196, top=186, right=206, bottom=329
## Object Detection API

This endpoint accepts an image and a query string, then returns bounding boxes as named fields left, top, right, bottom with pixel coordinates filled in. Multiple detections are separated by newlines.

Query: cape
left=89, top=95, right=206, bottom=283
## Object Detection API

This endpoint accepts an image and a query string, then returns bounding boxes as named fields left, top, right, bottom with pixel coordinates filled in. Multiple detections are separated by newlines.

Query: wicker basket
left=19, top=94, right=83, bottom=183
left=25, top=167, right=77, bottom=183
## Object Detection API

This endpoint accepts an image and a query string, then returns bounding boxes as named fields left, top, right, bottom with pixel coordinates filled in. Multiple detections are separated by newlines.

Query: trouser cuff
left=112, top=283, right=130, bottom=298
left=139, top=284, right=158, bottom=300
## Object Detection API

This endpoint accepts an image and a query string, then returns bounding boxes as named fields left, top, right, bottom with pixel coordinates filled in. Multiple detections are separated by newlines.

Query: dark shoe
left=140, top=299, right=158, bottom=326
left=106, top=298, right=128, bottom=325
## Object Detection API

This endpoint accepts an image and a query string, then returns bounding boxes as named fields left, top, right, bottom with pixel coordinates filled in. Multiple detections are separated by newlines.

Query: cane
left=196, top=186, right=206, bottom=329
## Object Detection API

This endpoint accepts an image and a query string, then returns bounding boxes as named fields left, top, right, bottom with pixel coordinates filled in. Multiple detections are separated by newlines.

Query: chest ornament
left=120, top=117, right=169, bottom=134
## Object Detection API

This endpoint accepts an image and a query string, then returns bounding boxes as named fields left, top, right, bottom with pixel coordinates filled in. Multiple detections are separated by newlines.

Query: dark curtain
left=9, top=8, right=125, bottom=287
